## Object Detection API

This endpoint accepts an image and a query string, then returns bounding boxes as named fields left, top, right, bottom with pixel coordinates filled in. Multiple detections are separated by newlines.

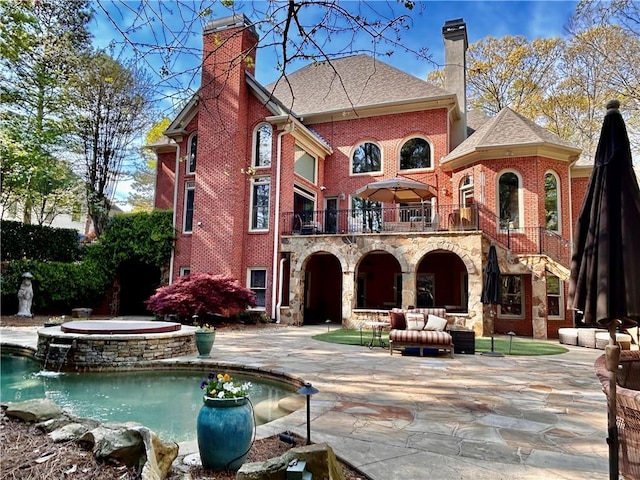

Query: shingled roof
left=442, top=107, right=580, bottom=166
left=266, top=54, right=451, bottom=117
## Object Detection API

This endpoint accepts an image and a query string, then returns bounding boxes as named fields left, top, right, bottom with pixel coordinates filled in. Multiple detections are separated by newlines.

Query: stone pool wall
left=36, top=328, right=197, bottom=370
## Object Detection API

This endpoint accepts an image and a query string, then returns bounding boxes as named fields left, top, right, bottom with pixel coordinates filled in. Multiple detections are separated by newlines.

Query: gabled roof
left=266, top=54, right=454, bottom=119
left=441, top=107, right=581, bottom=169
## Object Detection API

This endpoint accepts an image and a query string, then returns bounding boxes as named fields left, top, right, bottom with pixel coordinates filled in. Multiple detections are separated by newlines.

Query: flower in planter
left=193, top=320, right=215, bottom=332
left=200, top=373, right=251, bottom=399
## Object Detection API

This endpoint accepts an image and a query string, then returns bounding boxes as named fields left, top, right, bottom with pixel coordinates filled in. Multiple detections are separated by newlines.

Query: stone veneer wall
left=281, top=231, right=486, bottom=335
left=36, top=329, right=197, bottom=370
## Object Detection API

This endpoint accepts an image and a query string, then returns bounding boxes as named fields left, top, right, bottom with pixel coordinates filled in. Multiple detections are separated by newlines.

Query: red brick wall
left=155, top=150, right=176, bottom=210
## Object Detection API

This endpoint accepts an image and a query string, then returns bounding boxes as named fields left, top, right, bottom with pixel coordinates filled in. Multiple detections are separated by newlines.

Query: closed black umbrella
left=568, top=100, right=640, bottom=480
left=481, top=244, right=502, bottom=356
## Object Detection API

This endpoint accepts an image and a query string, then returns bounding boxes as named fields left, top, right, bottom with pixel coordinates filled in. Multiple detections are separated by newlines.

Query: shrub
left=236, top=310, right=271, bottom=324
left=145, top=273, right=256, bottom=318
left=1, top=220, right=81, bottom=262
left=0, top=258, right=110, bottom=314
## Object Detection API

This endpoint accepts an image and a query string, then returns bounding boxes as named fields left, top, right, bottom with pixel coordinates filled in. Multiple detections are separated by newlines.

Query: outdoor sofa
left=388, top=307, right=454, bottom=357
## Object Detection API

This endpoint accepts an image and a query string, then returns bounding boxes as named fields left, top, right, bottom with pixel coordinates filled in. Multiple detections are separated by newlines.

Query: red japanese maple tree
left=145, top=273, right=257, bottom=318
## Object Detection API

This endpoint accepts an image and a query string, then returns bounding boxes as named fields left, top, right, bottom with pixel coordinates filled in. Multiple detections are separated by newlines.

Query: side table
left=450, top=329, right=475, bottom=354
left=365, top=321, right=390, bottom=349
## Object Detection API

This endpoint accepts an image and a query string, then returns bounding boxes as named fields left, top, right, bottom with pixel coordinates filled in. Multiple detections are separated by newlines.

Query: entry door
left=324, top=197, right=338, bottom=233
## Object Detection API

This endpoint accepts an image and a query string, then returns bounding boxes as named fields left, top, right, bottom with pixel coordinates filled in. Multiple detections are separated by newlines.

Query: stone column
left=402, top=271, right=416, bottom=308
left=531, top=264, right=548, bottom=340
left=342, top=270, right=355, bottom=327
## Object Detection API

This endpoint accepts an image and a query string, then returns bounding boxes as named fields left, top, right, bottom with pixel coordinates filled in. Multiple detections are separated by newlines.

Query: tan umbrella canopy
left=355, top=178, right=436, bottom=203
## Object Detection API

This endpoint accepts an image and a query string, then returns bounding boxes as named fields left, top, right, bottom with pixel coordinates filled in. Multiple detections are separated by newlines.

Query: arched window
left=187, top=133, right=197, bottom=174
left=459, top=175, right=474, bottom=206
left=253, top=124, right=272, bottom=167
left=544, top=171, right=560, bottom=232
left=498, top=171, right=521, bottom=230
left=399, top=137, right=431, bottom=170
left=351, top=142, right=381, bottom=174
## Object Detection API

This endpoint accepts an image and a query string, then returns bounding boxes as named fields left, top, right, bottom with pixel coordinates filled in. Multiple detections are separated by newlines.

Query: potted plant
left=193, top=317, right=216, bottom=358
left=196, top=372, right=254, bottom=471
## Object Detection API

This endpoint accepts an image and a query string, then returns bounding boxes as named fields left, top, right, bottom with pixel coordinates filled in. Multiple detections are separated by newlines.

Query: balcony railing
left=281, top=204, right=479, bottom=236
left=282, top=203, right=573, bottom=266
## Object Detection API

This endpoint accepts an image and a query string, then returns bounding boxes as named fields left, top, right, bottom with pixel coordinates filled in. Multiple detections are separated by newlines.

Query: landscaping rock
left=80, top=422, right=146, bottom=466
left=237, top=443, right=345, bottom=480
left=131, top=425, right=179, bottom=480
left=4, top=398, right=63, bottom=422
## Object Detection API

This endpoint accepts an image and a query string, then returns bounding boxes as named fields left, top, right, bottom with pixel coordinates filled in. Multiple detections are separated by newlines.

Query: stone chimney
left=442, top=18, right=468, bottom=149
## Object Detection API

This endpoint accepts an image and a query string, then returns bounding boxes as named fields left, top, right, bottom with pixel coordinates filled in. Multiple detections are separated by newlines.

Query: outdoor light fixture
left=325, top=319, right=331, bottom=332
left=507, top=331, right=516, bottom=355
left=297, top=382, right=319, bottom=445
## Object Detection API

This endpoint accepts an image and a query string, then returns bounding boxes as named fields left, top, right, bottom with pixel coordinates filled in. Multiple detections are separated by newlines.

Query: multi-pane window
left=352, top=142, right=381, bottom=174
left=499, top=275, right=523, bottom=317
left=184, top=181, right=195, bottom=233
left=498, top=171, right=520, bottom=230
left=248, top=268, right=267, bottom=309
left=253, top=124, right=272, bottom=167
left=400, top=138, right=431, bottom=170
left=294, top=146, right=316, bottom=183
left=459, top=175, right=474, bottom=206
left=547, top=273, right=563, bottom=318
left=250, top=177, right=270, bottom=230
left=187, top=133, right=197, bottom=174
left=544, top=172, right=559, bottom=232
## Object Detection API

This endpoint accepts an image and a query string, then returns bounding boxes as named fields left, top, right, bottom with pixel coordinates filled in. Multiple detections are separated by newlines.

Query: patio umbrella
left=355, top=177, right=435, bottom=203
left=481, top=244, right=503, bottom=356
left=568, top=100, right=640, bottom=480
left=355, top=178, right=436, bottom=227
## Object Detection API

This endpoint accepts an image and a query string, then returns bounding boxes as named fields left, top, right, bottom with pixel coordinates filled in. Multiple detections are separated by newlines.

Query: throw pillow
left=388, top=311, right=406, bottom=330
left=425, top=314, right=448, bottom=332
left=406, top=312, right=425, bottom=330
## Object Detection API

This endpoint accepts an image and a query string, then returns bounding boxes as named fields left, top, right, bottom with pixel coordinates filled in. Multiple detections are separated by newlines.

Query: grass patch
left=313, top=329, right=569, bottom=356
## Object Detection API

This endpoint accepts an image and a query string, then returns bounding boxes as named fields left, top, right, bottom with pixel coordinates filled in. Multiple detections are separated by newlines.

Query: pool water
left=1, top=355, right=297, bottom=442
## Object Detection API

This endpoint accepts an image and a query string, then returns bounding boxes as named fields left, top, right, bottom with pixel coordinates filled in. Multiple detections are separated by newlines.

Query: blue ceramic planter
left=196, top=395, right=254, bottom=470
left=194, top=331, right=215, bottom=357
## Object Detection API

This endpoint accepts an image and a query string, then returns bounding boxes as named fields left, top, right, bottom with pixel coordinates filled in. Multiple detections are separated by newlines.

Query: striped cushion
left=389, top=329, right=452, bottom=345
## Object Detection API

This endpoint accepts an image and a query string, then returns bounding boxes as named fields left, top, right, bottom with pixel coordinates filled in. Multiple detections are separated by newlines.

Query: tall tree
left=0, top=0, right=92, bottom=222
left=67, top=51, right=153, bottom=236
left=128, top=118, right=171, bottom=212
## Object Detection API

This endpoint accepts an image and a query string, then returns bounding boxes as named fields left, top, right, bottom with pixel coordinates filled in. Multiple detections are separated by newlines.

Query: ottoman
left=558, top=328, right=579, bottom=345
left=595, top=332, right=632, bottom=350
left=577, top=328, right=606, bottom=348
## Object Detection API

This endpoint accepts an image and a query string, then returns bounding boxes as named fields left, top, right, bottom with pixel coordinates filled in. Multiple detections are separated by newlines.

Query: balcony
left=282, top=204, right=479, bottom=236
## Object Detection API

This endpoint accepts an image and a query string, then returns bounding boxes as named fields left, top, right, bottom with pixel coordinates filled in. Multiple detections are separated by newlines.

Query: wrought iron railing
left=281, top=203, right=572, bottom=266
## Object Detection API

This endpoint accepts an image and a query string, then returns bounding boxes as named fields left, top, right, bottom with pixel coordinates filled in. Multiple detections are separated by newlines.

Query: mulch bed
left=0, top=315, right=367, bottom=480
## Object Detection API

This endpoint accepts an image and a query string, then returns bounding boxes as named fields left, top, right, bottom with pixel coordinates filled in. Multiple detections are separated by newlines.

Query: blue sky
left=91, top=1, right=579, bottom=207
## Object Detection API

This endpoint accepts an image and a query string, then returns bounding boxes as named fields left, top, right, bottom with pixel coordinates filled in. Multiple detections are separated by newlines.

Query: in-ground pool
left=1, top=354, right=298, bottom=442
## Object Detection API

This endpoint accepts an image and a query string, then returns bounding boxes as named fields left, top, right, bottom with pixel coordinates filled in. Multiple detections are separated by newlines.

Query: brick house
left=151, top=15, right=590, bottom=339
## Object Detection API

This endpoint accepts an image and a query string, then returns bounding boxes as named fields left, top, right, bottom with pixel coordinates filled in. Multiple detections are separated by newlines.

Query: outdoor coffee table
left=365, top=321, right=390, bottom=349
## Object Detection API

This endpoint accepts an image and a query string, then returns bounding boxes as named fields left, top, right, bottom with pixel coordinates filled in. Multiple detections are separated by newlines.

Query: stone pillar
left=402, top=271, right=416, bottom=308
left=531, top=265, right=548, bottom=340
left=341, top=270, right=355, bottom=327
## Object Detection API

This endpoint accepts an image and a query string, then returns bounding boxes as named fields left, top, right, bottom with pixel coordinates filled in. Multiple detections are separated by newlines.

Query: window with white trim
left=547, top=273, right=563, bottom=319
left=253, top=124, right=272, bottom=168
left=499, top=275, right=524, bottom=318
left=544, top=171, right=560, bottom=232
left=399, top=137, right=431, bottom=170
left=179, top=267, right=191, bottom=276
left=248, top=268, right=267, bottom=309
left=351, top=141, right=381, bottom=174
left=459, top=175, right=474, bottom=206
left=350, top=196, right=382, bottom=232
left=187, top=133, right=197, bottom=174
left=294, top=145, right=316, bottom=183
left=250, top=177, right=270, bottom=230
left=498, top=171, right=521, bottom=230
left=183, top=181, right=195, bottom=233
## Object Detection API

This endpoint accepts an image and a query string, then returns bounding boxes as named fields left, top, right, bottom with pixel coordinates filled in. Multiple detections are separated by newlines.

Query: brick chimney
left=442, top=18, right=468, bottom=149
left=192, top=15, right=259, bottom=278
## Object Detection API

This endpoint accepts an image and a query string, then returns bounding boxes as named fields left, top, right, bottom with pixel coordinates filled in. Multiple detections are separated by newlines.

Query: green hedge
left=1, top=258, right=110, bottom=314
left=1, top=220, right=81, bottom=262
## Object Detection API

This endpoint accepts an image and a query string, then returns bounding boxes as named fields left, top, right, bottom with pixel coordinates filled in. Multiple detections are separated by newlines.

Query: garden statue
left=16, top=272, right=34, bottom=317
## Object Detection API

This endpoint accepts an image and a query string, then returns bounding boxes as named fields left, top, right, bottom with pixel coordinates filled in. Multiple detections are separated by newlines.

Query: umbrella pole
left=606, top=322, right=621, bottom=480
